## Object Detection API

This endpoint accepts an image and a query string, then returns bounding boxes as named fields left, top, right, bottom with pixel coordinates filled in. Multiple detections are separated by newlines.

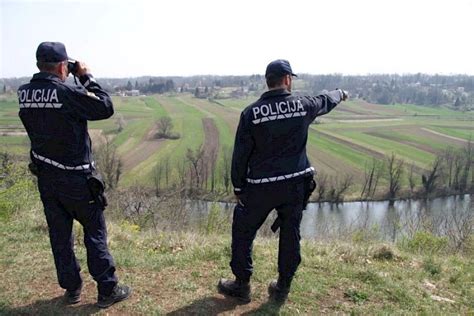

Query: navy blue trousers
left=230, top=177, right=306, bottom=282
left=37, top=169, right=117, bottom=295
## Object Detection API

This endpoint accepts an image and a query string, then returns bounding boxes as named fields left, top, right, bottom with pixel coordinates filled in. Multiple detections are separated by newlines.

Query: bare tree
left=459, top=140, right=473, bottom=192
left=94, top=137, right=122, bottom=190
left=202, top=158, right=210, bottom=191
left=361, top=158, right=384, bottom=199
left=408, top=164, right=417, bottom=195
left=452, top=152, right=464, bottom=191
left=221, top=145, right=232, bottom=193
left=186, top=147, right=204, bottom=190
left=442, top=147, right=455, bottom=188
left=176, top=157, right=188, bottom=192
left=210, top=158, right=216, bottom=192
left=115, top=114, right=126, bottom=133
left=163, top=156, right=171, bottom=188
left=316, top=172, right=328, bottom=202
left=386, top=153, right=404, bottom=199
left=422, top=157, right=442, bottom=196
left=445, top=201, right=473, bottom=251
left=152, top=161, right=164, bottom=195
left=328, top=174, right=353, bottom=203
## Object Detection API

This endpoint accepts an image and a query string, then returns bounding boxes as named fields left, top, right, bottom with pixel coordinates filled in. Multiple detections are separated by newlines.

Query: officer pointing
left=17, top=42, right=131, bottom=308
left=218, top=59, right=348, bottom=304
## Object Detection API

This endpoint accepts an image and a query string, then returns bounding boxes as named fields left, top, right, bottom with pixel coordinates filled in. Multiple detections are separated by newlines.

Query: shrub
left=200, top=203, right=229, bottom=235
left=423, top=257, right=442, bottom=276
left=399, top=231, right=448, bottom=254
left=0, top=163, right=38, bottom=222
left=344, top=288, right=368, bottom=304
left=373, top=244, right=395, bottom=260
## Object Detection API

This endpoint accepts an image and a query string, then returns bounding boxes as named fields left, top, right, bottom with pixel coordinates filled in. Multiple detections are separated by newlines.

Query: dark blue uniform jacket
left=231, top=88, right=344, bottom=194
left=17, top=72, right=114, bottom=172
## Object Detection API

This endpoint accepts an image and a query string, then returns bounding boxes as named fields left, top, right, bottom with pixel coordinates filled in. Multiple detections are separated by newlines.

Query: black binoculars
left=67, top=60, right=78, bottom=75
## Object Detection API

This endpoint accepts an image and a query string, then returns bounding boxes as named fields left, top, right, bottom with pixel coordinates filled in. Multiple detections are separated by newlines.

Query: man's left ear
left=59, top=61, right=68, bottom=79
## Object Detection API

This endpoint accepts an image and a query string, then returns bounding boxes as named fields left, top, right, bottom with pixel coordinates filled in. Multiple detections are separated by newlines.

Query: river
left=193, top=194, right=473, bottom=241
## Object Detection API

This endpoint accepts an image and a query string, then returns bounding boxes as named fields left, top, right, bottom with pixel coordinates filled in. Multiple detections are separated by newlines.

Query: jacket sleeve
left=231, top=111, right=255, bottom=194
left=304, top=89, right=344, bottom=121
left=65, top=74, right=114, bottom=121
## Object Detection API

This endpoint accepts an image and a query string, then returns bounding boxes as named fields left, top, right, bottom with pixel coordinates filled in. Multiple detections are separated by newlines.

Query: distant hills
left=2, top=74, right=473, bottom=110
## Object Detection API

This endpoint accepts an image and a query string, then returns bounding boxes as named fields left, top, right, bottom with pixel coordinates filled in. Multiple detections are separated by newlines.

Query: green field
left=1, top=92, right=473, bottom=195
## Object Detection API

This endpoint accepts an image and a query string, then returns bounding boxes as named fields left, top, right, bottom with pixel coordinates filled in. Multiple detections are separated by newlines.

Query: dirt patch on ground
left=0, top=129, right=27, bottom=137
left=201, top=117, right=219, bottom=173
left=334, top=106, right=369, bottom=116
left=121, top=124, right=166, bottom=171
left=355, top=100, right=405, bottom=115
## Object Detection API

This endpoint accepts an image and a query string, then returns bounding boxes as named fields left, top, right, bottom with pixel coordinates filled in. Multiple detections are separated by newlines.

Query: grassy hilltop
left=0, top=176, right=473, bottom=315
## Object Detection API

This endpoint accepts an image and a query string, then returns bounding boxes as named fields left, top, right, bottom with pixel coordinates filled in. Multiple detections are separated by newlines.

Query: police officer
left=17, top=42, right=131, bottom=308
left=218, top=59, right=348, bottom=303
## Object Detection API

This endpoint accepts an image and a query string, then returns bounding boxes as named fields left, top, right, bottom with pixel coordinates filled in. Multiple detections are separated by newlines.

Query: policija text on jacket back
left=17, top=42, right=131, bottom=308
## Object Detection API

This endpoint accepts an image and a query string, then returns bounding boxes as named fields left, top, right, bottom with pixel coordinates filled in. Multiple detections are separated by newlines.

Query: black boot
left=64, top=284, right=82, bottom=305
left=97, top=284, right=132, bottom=308
left=217, top=278, right=251, bottom=303
left=268, top=276, right=292, bottom=304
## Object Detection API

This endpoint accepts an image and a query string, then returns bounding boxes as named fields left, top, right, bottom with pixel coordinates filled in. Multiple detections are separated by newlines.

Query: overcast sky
left=1, top=0, right=474, bottom=78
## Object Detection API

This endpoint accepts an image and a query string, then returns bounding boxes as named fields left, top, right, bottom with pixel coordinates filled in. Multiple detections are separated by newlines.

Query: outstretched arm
left=305, top=89, right=348, bottom=120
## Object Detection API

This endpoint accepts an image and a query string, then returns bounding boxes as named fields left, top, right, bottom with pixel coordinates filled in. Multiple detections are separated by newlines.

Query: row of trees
left=91, top=130, right=472, bottom=204
left=315, top=142, right=473, bottom=203
left=118, top=78, right=176, bottom=94
left=151, top=145, right=233, bottom=198
left=304, top=74, right=474, bottom=108
left=147, top=142, right=474, bottom=203
left=3, top=74, right=474, bottom=109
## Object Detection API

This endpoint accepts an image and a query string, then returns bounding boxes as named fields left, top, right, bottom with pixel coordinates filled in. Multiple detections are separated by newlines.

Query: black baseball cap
left=36, top=42, right=69, bottom=62
left=265, top=59, right=297, bottom=78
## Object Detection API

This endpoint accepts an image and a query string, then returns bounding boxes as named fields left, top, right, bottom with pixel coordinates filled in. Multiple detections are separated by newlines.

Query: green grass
left=367, top=129, right=457, bottom=152
left=177, top=95, right=236, bottom=186
left=0, top=135, right=28, bottom=145
left=308, top=130, right=372, bottom=171
left=0, top=198, right=472, bottom=315
left=112, top=96, right=169, bottom=152
left=115, top=119, right=153, bottom=152
left=0, top=97, right=22, bottom=126
left=215, top=97, right=257, bottom=110
left=336, top=130, right=436, bottom=167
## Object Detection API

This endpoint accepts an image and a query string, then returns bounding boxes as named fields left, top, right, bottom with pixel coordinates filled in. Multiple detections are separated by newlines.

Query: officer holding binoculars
left=17, top=42, right=131, bottom=308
